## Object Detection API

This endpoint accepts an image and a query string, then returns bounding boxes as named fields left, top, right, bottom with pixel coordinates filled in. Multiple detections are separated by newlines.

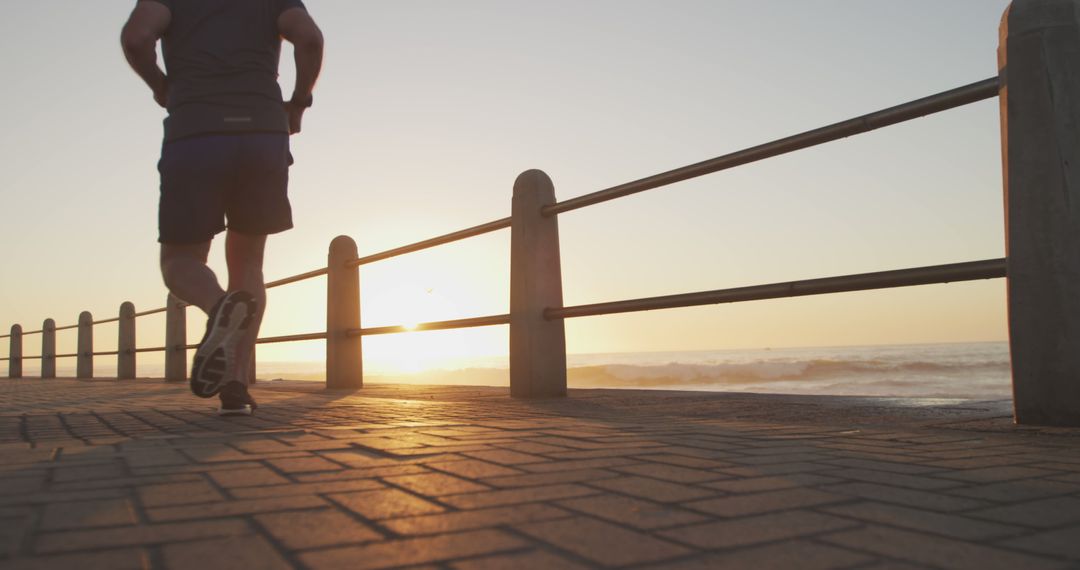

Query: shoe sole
left=217, top=404, right=254, bottom=417
left=190, top=293, right=256, bottom=398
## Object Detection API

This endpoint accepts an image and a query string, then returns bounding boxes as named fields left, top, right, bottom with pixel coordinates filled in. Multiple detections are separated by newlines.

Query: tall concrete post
left=77, top=312, right=93, bottom=379
left=1000, top=0, right=1080, bottom=426
left=41, top=319, right=55, bottom=379
left=8, top=325, right=22, bottom=379
left=118, top=302, right=136, bottom=379
left=165, top=294, right=186, bottom=382
left=509, top=170, right=567, bottom=398
left=326, top=235, right=362, bottom=389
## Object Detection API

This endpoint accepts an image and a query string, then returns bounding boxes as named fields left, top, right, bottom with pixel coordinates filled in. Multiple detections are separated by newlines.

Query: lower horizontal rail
left=134, top=347, right=168, bottom=354
left=134, top=307, right=168, bottom=318
left=93, top=317, right=120, bottom=326
left=256, top=332, right=328, bottom=344
left=351, top=314, right=511, bottom=337
left=547, top=258, right=1007, bottom=320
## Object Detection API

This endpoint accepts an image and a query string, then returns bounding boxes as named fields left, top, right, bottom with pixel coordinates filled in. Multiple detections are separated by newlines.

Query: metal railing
left=2, top=76, right=1006, bottom=390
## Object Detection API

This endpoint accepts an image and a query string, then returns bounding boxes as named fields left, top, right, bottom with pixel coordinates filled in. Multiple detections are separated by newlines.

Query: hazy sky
left=0, top=1, right=1012, bottom=374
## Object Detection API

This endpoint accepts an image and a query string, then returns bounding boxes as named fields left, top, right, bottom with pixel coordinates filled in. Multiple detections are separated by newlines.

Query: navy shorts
left=158, top=133, right=294, bottom=244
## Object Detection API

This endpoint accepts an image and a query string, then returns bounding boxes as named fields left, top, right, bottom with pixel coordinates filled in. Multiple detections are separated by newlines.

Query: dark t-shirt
left=145, top=0, right=306, bottom=141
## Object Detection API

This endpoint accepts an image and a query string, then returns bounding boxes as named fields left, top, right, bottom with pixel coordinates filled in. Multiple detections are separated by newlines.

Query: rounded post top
left=43, top=319, right=55, bottom=331
left=78, top=311, right=93, bottom=325
left=9, top=324, right=21, bottom=335
left=329, top=235, right=358, bottom=259
left=513, top=169, right=555, bottom=197
left=120, top=302, right=136, bottom=318
left=1003, top=0, right=1080, bottom=37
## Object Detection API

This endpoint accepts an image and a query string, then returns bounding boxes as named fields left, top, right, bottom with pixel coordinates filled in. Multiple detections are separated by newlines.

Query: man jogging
left=121, top=0, right=323, bottom=415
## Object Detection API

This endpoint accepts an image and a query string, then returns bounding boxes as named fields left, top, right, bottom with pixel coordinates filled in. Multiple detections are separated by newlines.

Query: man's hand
left=284, top=101, right=305, bottom=135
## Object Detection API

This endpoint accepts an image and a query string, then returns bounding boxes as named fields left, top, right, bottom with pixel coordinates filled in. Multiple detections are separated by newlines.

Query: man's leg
left=160, top=241, right=225, bottom=315
left=225, top=229, right=267, bottom=386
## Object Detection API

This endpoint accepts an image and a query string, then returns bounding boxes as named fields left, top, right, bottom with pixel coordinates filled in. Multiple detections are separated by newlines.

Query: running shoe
left=190, top=291, right=257, bottom=398
left=218, top=381, right=258, bottom=416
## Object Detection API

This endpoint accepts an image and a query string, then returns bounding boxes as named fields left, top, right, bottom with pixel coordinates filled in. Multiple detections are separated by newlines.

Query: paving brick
left=294, top=464, right=430, bottom=482
left=820, top=457, right=941, bottom=475
left=385, top=472, right=489, bottom=496
left=40, top=498, right=137, bottom=531
left=658, top=510, right=858, bottom=549
left=821, top=525, right=1063, bottom=569
left=703, top=473, right=840, bottom=494
left=440, top=483, right=596, bottom=509
left=613, top=462, right=726, bottom=483
left=50, top=473, right=203, bottom=493
left=0, top=476, right=44, bottom=495
left=451, top=548, right=592, bottom=570
left=819, top=468, right=961, bottom=490
left=589, top=476, right=713, bottom=502
left=162, top=535, right=290, bottom=570
left=138, top=481, right=223, bottom=507
left=265, top=456, right=343, bottom=473
left=255, top=508, right=382, bottom=550
left=331, top=488, right=446, bottom=519
left=823, top=481, right=989, bottom=512
left=689, top=487, right=850, bottom=518
left=462, top=450, right=548, bottom=465
left=1003, top=525, right=1080, bottom=559
left=519, top=457, right=639, bottom=473
left=824, top=501, right=1024, bottom=540
left=206, top=467, right=290, bottom=488
left=3, top=548, right=150, bottom=570
left=148, top=494, right=326, bottom=522
left=720, top=462, right=834, bottom=477
left=229, top=478, right=384, bottom=499
left=558, top=494, right=707, bottom=529
left=969, top=497, right=1080, bottom=528
left=34, top=519, right=252, bottom=553
left=299, top=529, right=526, bottom=570
left=935, top=466, right=1062, bottom=483
left=636, top=453, right=733, bottom=469
left=946, top=479, right=1080, bottom=503
left=515, top=516, right=689, bottom=566
left=383, top=503, right=570, bottom=536
left=429, top=459, right=522, bottom=479
left=52, top=462, right=126, bottom=483
left=121, top=449, right=190, bottom=468
left=641, top=539, right=871, bottom=570
left=482, top=468, right=619, bottom=488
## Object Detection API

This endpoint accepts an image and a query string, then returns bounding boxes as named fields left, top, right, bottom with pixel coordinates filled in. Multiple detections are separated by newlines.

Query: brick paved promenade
left=1, top=378, right=1079, bottom=569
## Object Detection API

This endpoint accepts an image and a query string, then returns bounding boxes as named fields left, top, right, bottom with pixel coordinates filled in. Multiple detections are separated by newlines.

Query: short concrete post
left=164, top=294, right=186, bottom=382
left=326, top=235, right=362, bottom=389
left=509, top=170, right=567, bottom=398
left=118, top=302, right=136, bottom=379
left=41, top=319, right=56, bottom=379
left=8, top=325, right=22, bottom=379
left=77, top=312, right=93, bottom=379
left=999, top=0, right=1080, bottom=426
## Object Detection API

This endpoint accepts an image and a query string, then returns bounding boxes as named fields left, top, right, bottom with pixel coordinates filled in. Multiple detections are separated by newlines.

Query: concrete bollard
left=8, top=325, right=22, bottom=379
left=509, top=170, right=567, bottom=398
left=77, top=312, right=93, bottom=379
left=999, top=0, right=1080, bottom=426
left=165, top=294, right=186, bottom=382
left=118, top=302, right=136, bottom=379
left=326, top=235, right=362, bottom=389
left=41, top=319, right=56, bottom=379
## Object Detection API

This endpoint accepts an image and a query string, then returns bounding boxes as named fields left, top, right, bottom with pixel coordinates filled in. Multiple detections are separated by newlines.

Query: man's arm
left=121, top=1, right=172, bottom=108
left=279, top=7, right=324, bottom=134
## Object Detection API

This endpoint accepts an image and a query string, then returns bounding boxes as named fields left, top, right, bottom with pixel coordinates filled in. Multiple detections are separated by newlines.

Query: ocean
left=259, top=341, right=1012, bottom=400
left=45, top=342, right=1012, bottom=400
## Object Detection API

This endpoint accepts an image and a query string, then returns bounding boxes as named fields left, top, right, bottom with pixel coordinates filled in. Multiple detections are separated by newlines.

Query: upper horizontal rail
left=544, top=77, right=1001, bottom=217
left=350, top=313, right=511, bottom=337
left=256, top=332, right=328, bottom=344
left=547, top=258, right=1006, bottom=320
left=134, top=307, right=167, bottom=318
left=347, top=218, right=512, bottom=268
